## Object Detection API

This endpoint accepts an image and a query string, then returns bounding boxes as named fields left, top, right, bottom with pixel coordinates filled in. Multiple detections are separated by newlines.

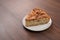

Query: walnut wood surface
left=0, top=0, right=60, bottom=40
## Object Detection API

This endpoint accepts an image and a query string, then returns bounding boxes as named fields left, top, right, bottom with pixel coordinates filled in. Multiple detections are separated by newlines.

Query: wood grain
left=0, top=0, right=60, bottom=40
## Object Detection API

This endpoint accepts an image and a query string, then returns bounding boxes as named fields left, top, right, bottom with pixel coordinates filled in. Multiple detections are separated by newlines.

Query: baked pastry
left=25, top=8, right=50, bottom=27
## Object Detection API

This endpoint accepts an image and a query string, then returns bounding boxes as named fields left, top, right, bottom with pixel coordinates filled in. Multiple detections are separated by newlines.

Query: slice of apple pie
left=25, top=8, right=50, bottom=27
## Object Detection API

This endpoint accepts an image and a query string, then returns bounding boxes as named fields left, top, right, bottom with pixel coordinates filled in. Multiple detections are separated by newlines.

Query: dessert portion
left=25, top=8, right=50, bottom=27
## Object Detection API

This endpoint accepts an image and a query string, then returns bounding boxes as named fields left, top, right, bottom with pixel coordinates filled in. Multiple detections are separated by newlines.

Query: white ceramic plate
left=22, top=16, right=52, bottom=31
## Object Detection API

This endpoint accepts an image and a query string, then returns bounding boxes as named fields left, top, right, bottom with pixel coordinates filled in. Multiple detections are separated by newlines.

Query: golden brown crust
left=25, top=8, right=50, bottom=21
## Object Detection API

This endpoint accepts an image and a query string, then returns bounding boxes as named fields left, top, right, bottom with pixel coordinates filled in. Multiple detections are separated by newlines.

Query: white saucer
left=22, top=16, right=52, bottom=31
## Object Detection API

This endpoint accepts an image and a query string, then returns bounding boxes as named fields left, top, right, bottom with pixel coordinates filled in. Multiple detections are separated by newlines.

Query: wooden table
left=0, top=0, right=60, bottom=40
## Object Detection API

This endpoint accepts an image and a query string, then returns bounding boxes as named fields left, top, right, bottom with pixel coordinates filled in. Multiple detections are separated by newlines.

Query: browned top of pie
left=25, top=8, right=50, bottom=21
